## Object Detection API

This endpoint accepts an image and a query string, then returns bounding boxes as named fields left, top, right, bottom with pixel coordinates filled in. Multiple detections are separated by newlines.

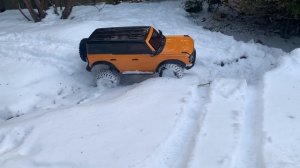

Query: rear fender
left=87, top=61, right=120, bottom=73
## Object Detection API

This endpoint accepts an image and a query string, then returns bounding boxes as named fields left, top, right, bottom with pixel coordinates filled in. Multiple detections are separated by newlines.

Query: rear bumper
left=185, top=49, right=196, bottom=70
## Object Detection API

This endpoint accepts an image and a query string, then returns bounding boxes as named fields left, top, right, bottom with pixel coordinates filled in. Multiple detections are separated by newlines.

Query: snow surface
left=0, top=1, right=299, bottom=168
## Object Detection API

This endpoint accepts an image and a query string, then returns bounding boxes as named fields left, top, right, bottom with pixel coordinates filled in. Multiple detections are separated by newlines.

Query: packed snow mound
left=0, top=1, right=299, bottom=168
left=263, top=49, right=300, bottom=168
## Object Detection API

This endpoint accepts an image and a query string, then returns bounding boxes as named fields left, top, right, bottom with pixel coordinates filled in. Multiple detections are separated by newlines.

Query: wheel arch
left=156, top=59, right=186, bottom=72
left=88, top=61, right=120, bottom=73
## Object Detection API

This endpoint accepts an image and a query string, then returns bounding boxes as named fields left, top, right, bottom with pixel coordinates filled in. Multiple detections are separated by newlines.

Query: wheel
left=79, top=38, right=88, bottom=62
left=96, top=70, right=120, bottom=88
left=158, top=63, right=184, bottom=78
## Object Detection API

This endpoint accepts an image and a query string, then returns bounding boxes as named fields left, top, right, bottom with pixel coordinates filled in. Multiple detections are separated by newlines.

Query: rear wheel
left=96, top=70, right=120, bottom=88
left=158, top=63, right=184, bottom=78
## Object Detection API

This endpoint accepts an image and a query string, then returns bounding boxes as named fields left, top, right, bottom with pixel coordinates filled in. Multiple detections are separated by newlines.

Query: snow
left=188, top=79, right=247, bottom=168
left=263, top=49, right=300, bottom=168
left=0, top=1, right=299, bottom=168
left=0, top=78, right=200, bottom=168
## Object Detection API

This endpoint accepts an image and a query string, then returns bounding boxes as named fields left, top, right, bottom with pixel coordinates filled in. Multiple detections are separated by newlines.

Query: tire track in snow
left=134, top=82, right=210, bottom=168
left=182, top=85, right=210, bottom=168
left=230, top=83, right=265, bottom=168
left=187, top=79, right=248, bottom=168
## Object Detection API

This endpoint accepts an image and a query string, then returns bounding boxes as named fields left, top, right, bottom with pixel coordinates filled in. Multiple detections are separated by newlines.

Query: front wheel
left=96, top=70, right=120, bottom=88
left=158, top=63, right=184, bottom=78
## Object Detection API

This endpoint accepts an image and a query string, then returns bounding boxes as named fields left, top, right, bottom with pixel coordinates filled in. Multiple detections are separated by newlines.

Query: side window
left=149, top=30, right=160, bottom=51
left=87, top=43, right=115, bottom=54
left=87, top=42, right=152, bottom=54
left=113, top=42, right=152, bottom=54
left=128, top=43, right=152, bottom=54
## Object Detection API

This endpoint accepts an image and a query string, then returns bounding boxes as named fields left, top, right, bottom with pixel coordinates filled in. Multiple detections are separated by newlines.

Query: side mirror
left=158, top=30, right=162, bottom=35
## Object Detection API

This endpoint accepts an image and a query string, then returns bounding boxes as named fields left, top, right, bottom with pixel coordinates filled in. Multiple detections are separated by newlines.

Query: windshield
left=149, top=29, right=164, bottom=51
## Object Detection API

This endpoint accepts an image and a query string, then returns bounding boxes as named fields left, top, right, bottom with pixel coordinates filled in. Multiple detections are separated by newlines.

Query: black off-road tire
left=158, top=63, right=184, bottom=78
left=79, top=38, right=88, bottom=62
left=96, top=70, right=120, bottom=88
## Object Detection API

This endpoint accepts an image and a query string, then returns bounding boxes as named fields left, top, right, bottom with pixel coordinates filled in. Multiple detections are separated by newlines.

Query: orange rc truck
left=79, top=26, right=196, bottom=87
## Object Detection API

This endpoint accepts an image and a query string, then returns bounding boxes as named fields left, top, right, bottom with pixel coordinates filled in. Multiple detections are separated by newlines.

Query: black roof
left=88, top=26, right=151, bottom=42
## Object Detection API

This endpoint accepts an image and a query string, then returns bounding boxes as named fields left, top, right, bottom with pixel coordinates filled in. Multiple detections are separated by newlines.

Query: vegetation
left=0, top=0, right=5, bottom=12
left=237, top=0, right=300, bottom=18
left=16, top=0, right=74, bottom=22
left=1, top=0, right=299, bottom=37
left=184, top=0, right=203, bottom=13
left=0, top=0, right=121, bottom=21
left=232, top=0, right=300, bottom=37
left=184, top=0, right=300, bottom=37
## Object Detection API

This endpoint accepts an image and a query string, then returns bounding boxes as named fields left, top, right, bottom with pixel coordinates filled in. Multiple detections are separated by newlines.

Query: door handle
left=110, top=59, right=116, bottom=61
left=132, top=58, right=139, bottom=61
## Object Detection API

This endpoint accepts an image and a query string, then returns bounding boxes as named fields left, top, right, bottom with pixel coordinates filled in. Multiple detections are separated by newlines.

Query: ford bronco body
left=79, top=26, right=196, bottom=87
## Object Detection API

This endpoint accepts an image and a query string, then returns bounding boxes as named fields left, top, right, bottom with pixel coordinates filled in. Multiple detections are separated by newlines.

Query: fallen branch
left=198, top=82, right=211, bottom=87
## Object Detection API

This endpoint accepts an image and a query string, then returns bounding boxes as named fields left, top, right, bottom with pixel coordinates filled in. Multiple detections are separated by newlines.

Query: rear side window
left=87, top=42, right=152, bottom=54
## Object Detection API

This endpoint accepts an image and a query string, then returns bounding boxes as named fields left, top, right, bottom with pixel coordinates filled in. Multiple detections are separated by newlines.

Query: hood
left=160, top=35, right=194, bottom=55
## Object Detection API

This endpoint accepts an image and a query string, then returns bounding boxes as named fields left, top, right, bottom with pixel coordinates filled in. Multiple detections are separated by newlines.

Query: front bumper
left=186, top=49, right=196, bottom=70
left=86, top=64, right=92, bottom=71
